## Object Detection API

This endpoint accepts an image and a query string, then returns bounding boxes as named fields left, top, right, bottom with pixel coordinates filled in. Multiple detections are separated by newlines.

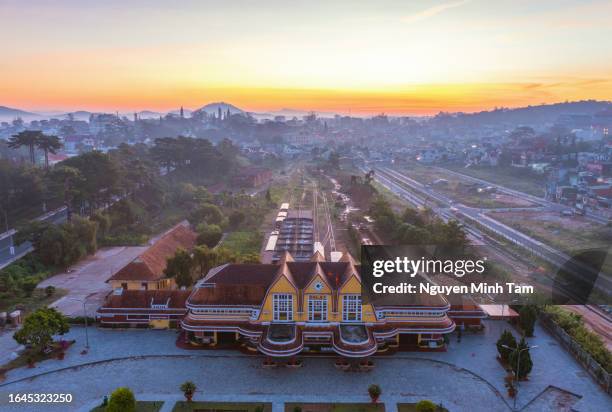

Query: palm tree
left=8, top=130, right=41, bottom=165
left=36, top=134, right=62, bottom=168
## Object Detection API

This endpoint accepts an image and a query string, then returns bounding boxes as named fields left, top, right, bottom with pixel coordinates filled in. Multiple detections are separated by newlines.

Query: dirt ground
left=396, top=163, right=537, bottom=209
left=39, top=246, right=148, bottom=317
left=489, top=210, right=610, bottom=252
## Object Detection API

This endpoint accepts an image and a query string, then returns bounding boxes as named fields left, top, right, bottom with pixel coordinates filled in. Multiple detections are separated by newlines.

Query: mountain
left=0, top=106, right=41, bottom=122
left=446, top=100, right=612, bottom=126
left=192, top=102, right=244, bottom=116
left=137, top=110, right=163, bottom=119
left=55, top=111, right=93, bottom=121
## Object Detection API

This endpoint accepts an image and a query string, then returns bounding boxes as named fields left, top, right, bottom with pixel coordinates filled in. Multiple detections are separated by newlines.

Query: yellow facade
left=258, top=272, right=375, bottom=323
left=149, top=319, right=170, bottom=329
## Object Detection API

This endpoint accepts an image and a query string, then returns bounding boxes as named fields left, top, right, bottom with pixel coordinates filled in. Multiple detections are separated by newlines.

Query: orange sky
left=1, top=1, right=611, bottom=115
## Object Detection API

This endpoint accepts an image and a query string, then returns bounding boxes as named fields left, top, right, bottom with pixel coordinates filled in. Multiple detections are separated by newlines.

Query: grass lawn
left=221, top=231, right=263, bottom=255
left=91, top=400, right=164, bottom=411
left=172, top=401, right=272, bottom=412
left=0, top=287, right=68, bottom=314
left=285, top=403, right=385, bottom=412
left=443, top=164, right=546, bottom=197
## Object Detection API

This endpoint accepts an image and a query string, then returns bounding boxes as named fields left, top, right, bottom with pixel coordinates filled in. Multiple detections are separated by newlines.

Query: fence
left=539, top=313, right=611, bottom=394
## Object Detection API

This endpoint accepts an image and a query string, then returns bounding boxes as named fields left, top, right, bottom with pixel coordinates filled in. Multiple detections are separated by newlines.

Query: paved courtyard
left=0, top=320, right=609, bottom=412
left=38, top=246, right=147, bottom=317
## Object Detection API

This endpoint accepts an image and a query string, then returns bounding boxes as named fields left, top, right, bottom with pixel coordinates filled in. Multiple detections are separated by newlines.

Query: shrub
left=519, top=305, right=537, bottom=337
left=496, top=329, right=517, bottom=363
left=106, top=387, right=135, bottom=412
left=509, top=338, right=533, bottom=379
left=415, top=400, right=437, bottom=412
left=368, top=384, right=381, bottom=400
left=45, top=285, right=56, bottom=297
left=542, top=306, right=611, bottom=372
left=180, top=381, right=196, bottom=394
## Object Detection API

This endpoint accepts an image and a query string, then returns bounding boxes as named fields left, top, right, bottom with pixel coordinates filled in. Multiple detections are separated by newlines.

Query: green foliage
left=509, top=338, right=533, bottom=379
left=542, top=306, right=611, bottom=372
left=180, top=381, right=196, bottom=395
left=415, top=400, right=437, bottom=412
left=367, top=384, right=381, bottom=398
left=106, top=387, right=136, bottom=412
left=368, top=197, right=469, bottom=249
left=519, top=305, right=538, bottom=337
left=44, top=285, right=56, bottom=297
left=191, top=203, right=224, bottom=226
left=13, top=307, right=69, bottom=351
left=496, top=329, right=517, bottom=363
left=192, top=245, right=258, bottom=278
left=228, top=210, right=246, bottom=229
left=18, top=216, right=98, bottom=269
left=196, top=224, right=223, bottom=248
left=165, top=249, right=194, bottom=288
left=0, top=254, right=50, bottom=305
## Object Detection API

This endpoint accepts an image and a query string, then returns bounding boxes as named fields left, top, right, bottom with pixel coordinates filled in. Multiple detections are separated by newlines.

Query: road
left=0, top=207, right=68, bottom=269
left=366, top=165, right=611, bottom=295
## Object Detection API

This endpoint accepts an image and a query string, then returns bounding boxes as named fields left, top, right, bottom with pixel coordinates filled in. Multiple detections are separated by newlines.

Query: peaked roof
left=108, top=224, right=197, bottom=282
left=310, top=251, right=325, bottom=262
left=187, top=253, right=363, bottom=307
left=100, top=289, right=191, bottom=310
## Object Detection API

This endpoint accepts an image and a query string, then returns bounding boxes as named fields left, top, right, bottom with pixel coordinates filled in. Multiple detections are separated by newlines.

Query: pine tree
left=496, top=329, right=517, bottom=363
left=509, top=337, right=533, bottom=379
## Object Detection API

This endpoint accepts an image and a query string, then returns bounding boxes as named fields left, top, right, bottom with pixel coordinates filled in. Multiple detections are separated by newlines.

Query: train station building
left=180, top=251, right=486, bottom=358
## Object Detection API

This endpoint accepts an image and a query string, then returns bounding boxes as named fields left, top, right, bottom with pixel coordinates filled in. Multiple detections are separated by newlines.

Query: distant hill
left=192, top=102, right=244, bottom=116
left=137, top=110, right=163, bottom=119
left=446, top=100, right=612, bottom=126
left=55, top=111, right=93, bottom=121
left=0, top=106, right=40, bottom=122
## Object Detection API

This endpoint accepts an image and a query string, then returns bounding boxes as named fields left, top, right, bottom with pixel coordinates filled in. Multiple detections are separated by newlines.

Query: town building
left=180, top=252, right=486, bottom=358
left=107, top=223, right=197, bottom=291
left=97, top=289, right=191, bottom=329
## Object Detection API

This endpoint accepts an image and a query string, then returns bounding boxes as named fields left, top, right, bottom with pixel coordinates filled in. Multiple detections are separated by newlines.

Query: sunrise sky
left=1, top=0, right=611, bottom=115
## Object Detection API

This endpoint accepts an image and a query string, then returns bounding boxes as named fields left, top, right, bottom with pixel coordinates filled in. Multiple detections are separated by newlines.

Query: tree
left=265, top=188, right=272, bottom=203
left=8, top=130, right=41, bottom=165
left=496, top=329, right=517, bottom=363
left=196, top=224, right=223, bottom=248
left=509, top=338, right=533, bottom=379
left=368, top=384, right=381, bottom=403
left=191, top=203, right=224, bottom=226
left=106, top=387, right=136, bottom=412
left=165, top=249, right=193, bottom=288
left=180, top=381, right=196, bottom=402
left=36, top=134, right=62, bottom=168
left=519, top=305, right=537, bottom=337
left=228, top=210, right=245, bottom=229
left=13, top=307, right=69, bottom=352
left=415, top=400, right=437, bottom=412
left=50, top=165, right=83, bottom=220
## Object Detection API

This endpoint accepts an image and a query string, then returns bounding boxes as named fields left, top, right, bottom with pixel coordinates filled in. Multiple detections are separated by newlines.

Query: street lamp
left=502, top=344, right=538, bottom=410
left=68, top=298, right=90, bottom=350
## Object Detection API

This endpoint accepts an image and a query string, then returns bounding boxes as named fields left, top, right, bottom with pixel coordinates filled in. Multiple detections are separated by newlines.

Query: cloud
left=401, top=0, right=471, bottom=24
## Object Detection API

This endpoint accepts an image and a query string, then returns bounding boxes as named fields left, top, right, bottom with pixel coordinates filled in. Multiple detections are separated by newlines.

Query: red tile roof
left=100, top=289, right=191, bottom=310
left=108, top=224, right=197, bottom=282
